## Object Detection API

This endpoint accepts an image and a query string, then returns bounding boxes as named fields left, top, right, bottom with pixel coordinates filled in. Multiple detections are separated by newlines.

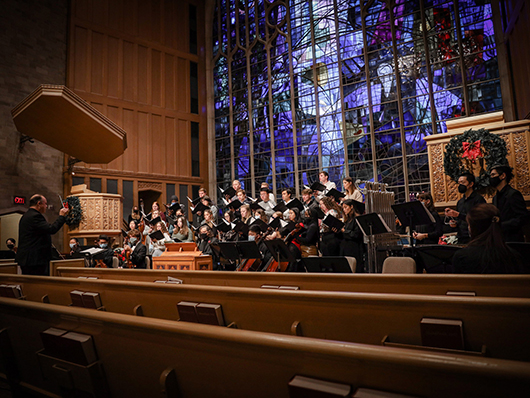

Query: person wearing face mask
left=67, top=238, right=82, bottom=258
left=6, top=238, right=17, bottom=253
left=444, top=172, right=486, bottom=244
left=124, top=229, right=147, bottom=268
left=92, top=234, right=114, bottom=267
left=197, top=225, right=221, bottom=270
left=490, top=165, right=529, bottom=242
left=412, top=192, right=443, bottom=245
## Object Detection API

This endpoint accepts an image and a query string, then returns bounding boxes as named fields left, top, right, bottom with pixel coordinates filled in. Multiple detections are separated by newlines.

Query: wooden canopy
left=11, top=84, right=127, bottom=163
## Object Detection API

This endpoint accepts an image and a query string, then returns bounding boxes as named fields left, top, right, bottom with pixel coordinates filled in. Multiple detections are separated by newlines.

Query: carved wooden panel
left=138, top=181, right=162, bottom=192
left=69, top=193, right=122, bottom=238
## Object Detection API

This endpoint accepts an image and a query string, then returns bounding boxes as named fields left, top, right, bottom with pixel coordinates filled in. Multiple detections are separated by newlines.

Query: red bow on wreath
left=462, top=140, right=482, bottom=161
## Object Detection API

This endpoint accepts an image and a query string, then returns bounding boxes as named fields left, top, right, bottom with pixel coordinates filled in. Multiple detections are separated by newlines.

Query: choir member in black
left=124, top=229, right=147, bottom=268
left=221, top=210, right=238, bottom=241
left=6, top=238, right=17, bottom=255
left=412, top=192, right=443, bottom=245
left=287, top=208, right=301, bottom=224
left=319, top=196, right=343, bottom=256
left=490, top=165, right=529, bottom=242
left=128, top=206, right=142, bottom=225
left=93, top=234, right=114, bottom=267
left=248, top=225, right=272, bottom=270
left=278, top=226, right=302, bottom=271
left=197, top=225, right=221, bottom=270
left=200, top=209, right=217, bottom=236
left=297, top=207, right=320, bottom=257
left=452, top=204, right=523, bottom=274
left=301, top=188, right=317, bottom=210
left=340, top=199, right=365, bottom=273
left=444, top=172, right=486, bottom=244
left=236, top=189, right=253, bottom=205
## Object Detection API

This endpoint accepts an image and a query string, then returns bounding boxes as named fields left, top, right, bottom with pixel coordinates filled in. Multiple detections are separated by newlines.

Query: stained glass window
left=212, top=0, right=501, bottom=203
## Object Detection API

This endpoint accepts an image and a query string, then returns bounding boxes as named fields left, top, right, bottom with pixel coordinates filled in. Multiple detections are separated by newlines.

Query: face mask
left=489, top=176, right=502, bottom=187
left=457, top=184, right=468, bottom=194
left=69, top=243, right=76, bottom=249
left=7, top=244, right=15, bottom=250
left=248, top=235, right=256, bottom=241
left=200, top=233, right=209, bottom=240
left=133, top=209, right=139, bottom=213
left=129, top=237, right=138, bottom=245
left=100, top=243, right=108, bottom=249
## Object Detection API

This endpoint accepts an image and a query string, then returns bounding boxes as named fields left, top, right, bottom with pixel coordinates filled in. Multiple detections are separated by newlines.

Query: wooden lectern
left=152, top=242, right=212, bottom=271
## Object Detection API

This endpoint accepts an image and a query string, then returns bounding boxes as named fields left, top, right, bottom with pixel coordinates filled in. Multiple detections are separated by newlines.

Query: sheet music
left=80, top=247, right=106, bottom=256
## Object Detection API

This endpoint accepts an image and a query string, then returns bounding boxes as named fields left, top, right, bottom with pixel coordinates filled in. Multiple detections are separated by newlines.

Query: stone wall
left=0, top=0, right=68, bottom=250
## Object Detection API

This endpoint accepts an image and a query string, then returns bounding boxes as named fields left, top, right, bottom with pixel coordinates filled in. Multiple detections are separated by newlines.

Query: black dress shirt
left=492, top=184, right=529, bottom=242
left=455, top=191, right=486, bottom=242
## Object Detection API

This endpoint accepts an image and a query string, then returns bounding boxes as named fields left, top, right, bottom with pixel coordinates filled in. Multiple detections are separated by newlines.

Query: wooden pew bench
left=56, top=267, right=530, bottom=298
left=49, top=258, right=86, bottom=276
left=0, top=274, right=529, bottom=362
left=0, top=298, right=529, bottom=398
left=0, top=263, right=18, bottom=275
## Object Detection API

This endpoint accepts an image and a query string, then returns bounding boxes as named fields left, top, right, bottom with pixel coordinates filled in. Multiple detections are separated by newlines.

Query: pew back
left=49, top=258, right=86, bottom=276
left=0, top=263, right=18, bottom=274
left=0, top=298, right=529, bottom=398
left=56, top=267, right=530, bottom=298
left=1, top=274, right=529, bottom=362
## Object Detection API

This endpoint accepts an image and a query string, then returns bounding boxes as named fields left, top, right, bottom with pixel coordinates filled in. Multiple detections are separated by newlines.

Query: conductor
left=16, top=194, right=69, bottom=275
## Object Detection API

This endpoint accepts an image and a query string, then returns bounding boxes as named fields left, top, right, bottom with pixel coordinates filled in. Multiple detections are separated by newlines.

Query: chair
left=382, top=257, right=416, bottom=274
left=145, top=256, right=151, bottom=269
left=112, top=257, right=119, bottom=268
left=414, top=245, right=461, bottom=273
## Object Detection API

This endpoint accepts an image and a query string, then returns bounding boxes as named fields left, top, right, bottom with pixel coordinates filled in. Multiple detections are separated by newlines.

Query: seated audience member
left=452, top=204, right=523, bottom=274
left=197, top=225, right=221, bottom=270
left=172, top=216, right=194, bottom=242
left=6, top=238, right=17, bottom=253
left=124, top=229, right=147, bottom=268
left=412, top=192, right=443, bottom=244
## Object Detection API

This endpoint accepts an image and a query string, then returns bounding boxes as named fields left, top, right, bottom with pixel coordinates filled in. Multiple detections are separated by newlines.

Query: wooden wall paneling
left=151, top=113, right=164, bottom=174
left=108, top=0, right=124, bottom=33
left=74, top=0, right=90, bottom=22
left=107, top=36, right=120, bottom=98
left=123, top=108, right=137, bottom=172
left=138, top=45, right=149, bottom=104
left=90, top=101, right=108, bottom=171
left=151, top=0, right=163, bottom=44
left=165, top=54, right=175, bottom=110
left=152, top=50, right=162, bottom=107
left=163, top=0, right=177, bottom=49
left=123, top=0, right=139, bottom=38
left=123, top=41, right=136, bottom=102
left=165, top=116, right=177, bottom=176
left=106, top=105, right=123, bottom=170
left=176, top=3, right=189, bottom=54
left=73, top=26, right=89, bottom=92
left=92, top=0, right=109, bottom=26
left=138, top=0, right=154, bottom=43
left=177, top=57, right=188, bottom=111
left=138, top=111, right=150, bottom=174
left=91, top=31, right=106, bottom=95
left=178, top=119, right=190, bottom=176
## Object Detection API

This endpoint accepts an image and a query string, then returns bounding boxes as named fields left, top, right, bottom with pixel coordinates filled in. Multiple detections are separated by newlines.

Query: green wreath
left=65, top=196, right=83, bottom=228
left=443, top=128, right=508, bottom=190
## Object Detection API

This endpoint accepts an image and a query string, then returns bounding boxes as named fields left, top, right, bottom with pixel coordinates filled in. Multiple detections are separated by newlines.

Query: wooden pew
left=49, top=258, right=86, bottom=276
left=0, top=274, right=529, bottom=362
left=0, top=263, right=18, bottom=275
left=0, top=298, right=529, bottom=398
left=56, top=267, right=530, bottom=298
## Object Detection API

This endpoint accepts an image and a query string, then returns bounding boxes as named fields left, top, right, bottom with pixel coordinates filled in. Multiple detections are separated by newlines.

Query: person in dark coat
left=412, top=192, right=443, bottom=245
left=16, top=194, right=69, bottom=275
left=340, top=199, right=365, bottom=273
left=124, top=229, right=147, bottom=268
left=490, top=165, right=529, bottom=242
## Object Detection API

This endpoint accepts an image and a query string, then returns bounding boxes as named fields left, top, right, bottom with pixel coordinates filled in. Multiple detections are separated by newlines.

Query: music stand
left=356, top=213, right=392, bottom=274
left=263, top=239, right=295, bottom=271
left=391, top=201, right=435, bottom=249
left=216, top=242, right=241, bottom=270
left=302, top=257, right=353, bottom=273
left=414, top=245, right=461, bottom=274
left=235, top=241, right=262, bottom=271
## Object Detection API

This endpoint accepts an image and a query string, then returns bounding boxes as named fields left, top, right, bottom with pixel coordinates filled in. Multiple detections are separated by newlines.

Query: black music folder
left=187, top=196, right=201, bottom=206
left=326, top=188, right=345, bottom=202
left=310, top=181, right=327, bottom=192
left=215, top=220, right=232, bottom=233
left=227, top=199, right=243, bottom=211
left=273, top=201, right=288, bottom=213
left=219, top=186, right=237, bottom=198
left=391, top=201, right=435, bottom=228
left=149, top=230, right=165, bottom=241
left=355, top=213, right=391, bottom=237
left=250, top=217, right=268, bottom=232
left=191, top=201, right=210, bottom=215
left=249, top=201, right=265, bottom=211
left=322, top=214, right=345, bottom=231
left=268, top=217, right=288, bottom=230
left=286, top=198, right=305, bottom=212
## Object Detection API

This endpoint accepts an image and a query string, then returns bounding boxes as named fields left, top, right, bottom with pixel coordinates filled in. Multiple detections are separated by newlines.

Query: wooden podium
left=152, top=242, right=212, bottom=271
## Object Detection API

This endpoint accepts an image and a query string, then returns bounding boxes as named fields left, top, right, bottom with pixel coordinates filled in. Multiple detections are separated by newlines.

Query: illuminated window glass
left=212, top=0, right=501, bottom=203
